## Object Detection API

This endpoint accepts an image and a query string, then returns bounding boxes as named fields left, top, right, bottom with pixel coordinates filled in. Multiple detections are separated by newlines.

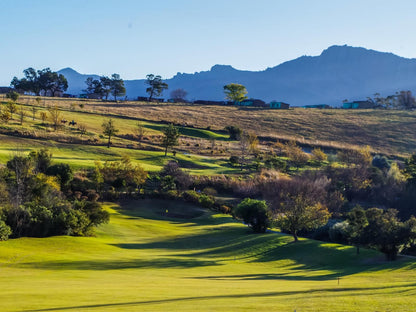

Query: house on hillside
left=269, top=101, right=290, bottom=109
left=193, top=100, right=227, bottom=105
left=236, top=99, right=266, bottom=107
left=302, top=104, right=331, bottom=109
left=342, top=100, right=376, bottom=109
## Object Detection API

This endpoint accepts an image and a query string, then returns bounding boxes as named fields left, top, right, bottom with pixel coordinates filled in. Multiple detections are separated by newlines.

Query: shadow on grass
left=18, top=257, right=221, bottom=271
left=23, top=283, right=416, bottom=311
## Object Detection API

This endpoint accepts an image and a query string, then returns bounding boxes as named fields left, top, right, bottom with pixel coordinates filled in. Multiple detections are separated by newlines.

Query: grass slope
left=0, top=200, right=415, bottom=311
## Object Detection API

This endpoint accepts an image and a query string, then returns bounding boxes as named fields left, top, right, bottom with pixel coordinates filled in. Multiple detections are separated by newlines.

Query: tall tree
left=84, top=77, right=104, bottom=98
left=161, top=124, right=180, bottom=156
left=223, top=83, right=248, bottom=103
left=110, top=74, right=126, bottom=101
left=145, top=74, right=168, bottom=101
left=100, top=76, right=112, bottom=100
left=102, top=118, right=119, bottom=148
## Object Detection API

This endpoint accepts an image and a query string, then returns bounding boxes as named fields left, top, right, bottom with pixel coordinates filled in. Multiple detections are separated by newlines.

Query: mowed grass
left=0, top=134, right=237, bottom=174
left=0, top=199, right=415, bottom=311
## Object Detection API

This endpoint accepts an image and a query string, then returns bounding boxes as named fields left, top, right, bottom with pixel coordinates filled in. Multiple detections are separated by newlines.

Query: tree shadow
left=17, top=257, right=221, bottom=271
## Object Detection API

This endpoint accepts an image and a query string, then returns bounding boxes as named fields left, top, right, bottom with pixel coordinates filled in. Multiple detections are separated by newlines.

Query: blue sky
left=1, top=0, right=415, bottom=85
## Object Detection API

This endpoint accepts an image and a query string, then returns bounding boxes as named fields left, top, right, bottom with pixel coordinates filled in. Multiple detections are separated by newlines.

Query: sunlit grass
left=0, top=200, right=415, bottom=311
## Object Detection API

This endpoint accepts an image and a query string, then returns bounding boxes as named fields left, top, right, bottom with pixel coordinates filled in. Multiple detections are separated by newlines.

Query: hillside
left=0, top=200, right=414, bottom=311
left=59, top=45, right=416, bottom=106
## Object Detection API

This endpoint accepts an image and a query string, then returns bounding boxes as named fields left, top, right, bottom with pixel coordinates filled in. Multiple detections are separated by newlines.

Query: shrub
left=225, top=125, right=242, bottom=140
left=234, top=198, right=270, bottom=233
left=264, top=157, right=287, bottom=171
left=202, top=187, right=217, bottom=196
left=0, top=220, right=11, bottom=241
left=198, top=194, right=215, bottom=208
left=311, top=148, right=328, bottom=163
left=229, top=155, right=239, bottom=165
left=182, top=190, right=200, bottom=203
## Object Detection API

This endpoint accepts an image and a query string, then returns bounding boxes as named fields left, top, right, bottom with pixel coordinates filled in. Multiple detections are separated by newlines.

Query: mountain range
left=58, top=45, right=416, bottom=106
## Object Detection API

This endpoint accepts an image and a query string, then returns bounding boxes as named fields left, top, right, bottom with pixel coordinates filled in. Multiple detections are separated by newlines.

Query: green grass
left=0, top=134, right=239, bottom=174
left=0, top=199, right=415, bottom=311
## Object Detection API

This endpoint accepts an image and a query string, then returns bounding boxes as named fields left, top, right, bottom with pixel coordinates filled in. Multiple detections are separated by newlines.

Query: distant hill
left=58, top=45, right=416, bottom=106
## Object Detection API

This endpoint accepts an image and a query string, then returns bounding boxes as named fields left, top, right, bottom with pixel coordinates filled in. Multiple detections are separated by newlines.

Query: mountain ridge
left=58, top=45, right=416, bottom=106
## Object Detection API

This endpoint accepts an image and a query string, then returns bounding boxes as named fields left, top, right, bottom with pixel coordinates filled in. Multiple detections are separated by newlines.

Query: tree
left=170, top=88, right=187, bottom=102
left=135, top=121, right=147, bottom=141
left=84, top=77, right=104, bottom=98
left=18, top=106, right=25, bottom=125
left=264, top=176, right=331, bottom=242
left=346, top=205, right=368, bottom=254
left=223, top=83, right=248, bottom=103
left=11, top=68, right=67, bottom=96
left=29, top=148, right=52, bottom=174
left=161, top=124, right=180, bottom=156
left=235, top=198, right=270, bottom=233
left=145, top=74, right=168, bottom=101
left=100, top=76, right=112, bottom=100
left=48, top=105, right=62, bottom=131
left=39, top=111, right=47, bottom=125
left=6, top=101, right=17, bottom=120
left=6, top=91, right=19, bottom=102
left=159, top=161, right=192, bottom=191
left=361, top=208, right=413, bottom=261
left=102, top=118, right=119, bottom=148
left=110, top=74, right=126, bottom=101
left=46, top=72, right=68, bottom=96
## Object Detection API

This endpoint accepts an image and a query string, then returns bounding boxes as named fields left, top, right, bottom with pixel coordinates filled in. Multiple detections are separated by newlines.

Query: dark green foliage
left=29, top=148, right=52, bottom=174
left=6, top=90, right=19, bottom=102
left=347, top=206, right=416, bottom=260
left=11, top=67, right=68, bottom=96
left=46, top=163, right=73, bottom=190
left=225, top=125, right=242, bottom=140
left=346, top=206, right=368, bottom=254
left=182, top=190, right=200, bottom=204
left=198, top=194, right=215, bottom=209
left=234, top=198, right=270, bottom=233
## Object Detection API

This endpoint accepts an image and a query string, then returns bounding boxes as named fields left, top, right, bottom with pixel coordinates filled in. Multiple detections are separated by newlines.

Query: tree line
left=11, top=68, right=68, bottom=96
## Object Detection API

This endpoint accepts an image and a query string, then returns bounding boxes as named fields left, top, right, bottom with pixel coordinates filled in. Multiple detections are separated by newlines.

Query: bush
left=234, top=198, right=270, bottom=233
left=202, top=187, right=217, bottom=196
left=264, top=157, right=287, bottom=171
left=198, top=194, right=215, bottom=208
left=0, top=220, right=11, bottom=241
left=229, top=155, right=239, bottom=165
left=225, top=125, right=242, bottom=140
left=182, top=190, right=200, bottom=203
